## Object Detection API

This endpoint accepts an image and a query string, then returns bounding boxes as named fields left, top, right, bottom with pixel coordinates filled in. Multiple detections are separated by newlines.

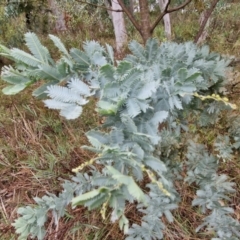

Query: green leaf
left=1, top=69, right=30, bottom=84
left=151, top=111, right=169, bottom=125
left=0, top=44, right=14, bottom=61
left=68, top=78, right=91, bottom=96
left=2, top=83, right=28, bottom=95
left=49, top=34, right=70, bottom=57
left=25, top=32, right=51, bottom=64
left=119, top=215, right=129, bottom=234
left=100, top=64, right=115, bottom=80
left=91, top=52, right=107, bottom=66
left=72, top=189, right=100, bottom=206
left=128, top=40, right=146, bottom=60
left=10, top=48, right=42, bottom=67
left=60, top=105, right=83, bottom=120
left=177, top=68, right=188, bottom=81
left=120, top=114, right=138, bottom=133
left=126, top=98, right=141, bottom=118
left=70, top=48, right=90, bottom=66
left=145, top=157, right=167, bottom=175
left=38, top=65, right=64, bottom=82
left=97, top=101, right=118, bottom=116
left=105, top=43, right=114, bottom=64
left=137, top=81, right=158, bottom=100
left=32, top=81, right=59, bottom=99
left=85, top=192, right=109, bottom=210
left=107, top=166, right=146, bottom=204
left=116, top=61, right=132, bottom=75
left=145, top=38, right=158, bottom=61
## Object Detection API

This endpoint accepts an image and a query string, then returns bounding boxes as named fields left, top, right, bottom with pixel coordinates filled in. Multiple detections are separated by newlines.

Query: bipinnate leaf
left=70, top=48, right=90, bottom=66
left=145, top=38, right=158, bottom=61
left=91, top=52, right=107, bottom=66
left=177, top=68, right=188, bottom=81
left=126, top=98, right=141, bottom=118
left=151, top=111, right=168, bottom=125
left=100, top=64, right=115, bottom=80
left=119, top=215, right=129, bottom=234
left=97, top=101, right=118, bottom=116
left=116, top=61, right=132, bottom=75
left=49, top=34, right=70, bottom=57
left=38, top=65, right=64, bottom=82
left=137, top=81, right=158, bottom=100
left=72, top=189, right=100, bottom=206
left=10, top=48, right=42, bottom=67
left=107, top=166, right=146, bottom=204
left=105, top=43, right=114, bottom=64
left=1, top=66, right=30, bottom=84
left=60, top=105, right=83, bottom=120
left=145, top=157, right=167, bottom=175
left=25, top=32, right=51, bottom=64
left=128, top=40, right=146, bottom=60
left=45, top=85, right=88, bottom=104
left=68, top=78, right=91, bottom=96
left=2, top=83, right=28, bottom=95
left=33, top=81, right=59, bottom=99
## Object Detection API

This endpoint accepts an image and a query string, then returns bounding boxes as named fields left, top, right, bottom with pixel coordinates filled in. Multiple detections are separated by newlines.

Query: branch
left=116, top=0, right=141, bottom=34
left=150, top=0, right=192, bottom=34
left=74, top=0, right=123, bottom=12
left=194, top=0, right=219, bottom=44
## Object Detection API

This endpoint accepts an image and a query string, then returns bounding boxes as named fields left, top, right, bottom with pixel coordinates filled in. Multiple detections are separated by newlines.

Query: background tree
left=48, top=0, right=67, bottom=32
left=61, top=0, right=192, bottom=51
left=159, top=0, right=172, bottom=40
left=118, top=0, right=192, bottom=43
left=194, top=0, right=220, bottom=45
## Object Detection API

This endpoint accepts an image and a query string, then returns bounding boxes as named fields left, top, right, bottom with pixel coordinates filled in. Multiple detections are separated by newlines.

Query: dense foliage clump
left=0, top=33, right=239, bottom=240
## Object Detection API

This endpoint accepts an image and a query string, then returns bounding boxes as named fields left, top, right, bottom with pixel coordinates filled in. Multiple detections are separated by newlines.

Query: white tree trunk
left=111, top=0, right=128, bottom=54
left=48, top=0, right=67, bottom=32
left=158, top=0, right=171, bottom=40
left=196, top=12, right=210, bottom=45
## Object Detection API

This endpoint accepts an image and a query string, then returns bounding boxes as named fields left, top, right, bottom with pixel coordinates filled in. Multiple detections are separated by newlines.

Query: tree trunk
left=138, top=0, right=151, bottom=43
left=48, top=0, right=67, bottom=32
left=111, top=0, right=128, bottom=53
left=128, top=0, right=134, bottom=15
left=195, top=12, right=209, bottom=45
left=158, top=0, right=171, bottom=40
left=194, top=0, right=219, bottom=45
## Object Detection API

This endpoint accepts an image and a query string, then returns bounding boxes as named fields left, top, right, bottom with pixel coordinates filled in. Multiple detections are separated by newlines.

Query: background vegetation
left=0, top=1, right=240, bottom=239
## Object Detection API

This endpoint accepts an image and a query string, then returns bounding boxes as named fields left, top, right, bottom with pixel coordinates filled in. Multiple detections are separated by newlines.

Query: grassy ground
left=0, top=2, right=240, bottom=240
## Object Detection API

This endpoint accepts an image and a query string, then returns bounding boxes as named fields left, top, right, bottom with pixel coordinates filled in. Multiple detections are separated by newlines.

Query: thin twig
left=150, top=0, right=192, bottom=33
left=194, top=0, right=219, bottom=44
left=117, top=0, right=141, bottom=33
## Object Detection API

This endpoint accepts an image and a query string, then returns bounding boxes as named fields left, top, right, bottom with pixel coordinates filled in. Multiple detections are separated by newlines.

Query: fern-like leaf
left=126, top=98, right=141, bottom=118
left=145, top=38, right=158, bottom=62
left=70, top=48, right=90, bottom=66
left=68, top=78, right=92, bottom=96
left=38, top=65, right=65, bottom=82
left=45, top=85, right=88, bottom=104
left=25, top=32, right=52, bottom=64
left=10, top=48, right=42, bottom=67
left=60, top=104, right=83, bottom=120
left=128, top=41, right=146, bottom=60
left=49, top=34, right=70, bottom=57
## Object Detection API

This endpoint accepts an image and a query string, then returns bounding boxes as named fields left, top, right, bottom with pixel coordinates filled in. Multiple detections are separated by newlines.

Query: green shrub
left=1, top=33, right=240, bottom=240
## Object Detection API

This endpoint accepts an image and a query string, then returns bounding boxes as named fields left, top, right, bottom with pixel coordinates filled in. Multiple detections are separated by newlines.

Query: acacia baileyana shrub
left=1, top=33, right=240, bottom=240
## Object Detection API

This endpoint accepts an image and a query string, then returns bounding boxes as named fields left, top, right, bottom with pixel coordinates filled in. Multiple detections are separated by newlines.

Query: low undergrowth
left=0, top=32, right=240, bottom=240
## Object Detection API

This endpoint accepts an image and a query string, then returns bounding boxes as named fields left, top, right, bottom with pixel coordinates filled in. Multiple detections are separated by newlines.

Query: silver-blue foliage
left=0, top=33, right=239, bottom=240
